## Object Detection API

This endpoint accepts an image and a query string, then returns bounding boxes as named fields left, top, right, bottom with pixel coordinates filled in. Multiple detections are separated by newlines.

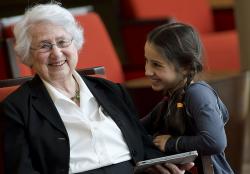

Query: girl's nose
left=145, top=64, right=153, bottom=76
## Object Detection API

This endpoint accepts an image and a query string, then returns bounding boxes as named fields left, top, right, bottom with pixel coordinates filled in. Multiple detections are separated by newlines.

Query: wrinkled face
left=29, top=22, right=78, bottom=83
left=144, top=41, right=185, bottom=92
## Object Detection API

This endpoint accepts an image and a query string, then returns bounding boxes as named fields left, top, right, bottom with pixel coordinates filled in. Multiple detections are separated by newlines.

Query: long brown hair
left=148, top=22, right=203, bottom=135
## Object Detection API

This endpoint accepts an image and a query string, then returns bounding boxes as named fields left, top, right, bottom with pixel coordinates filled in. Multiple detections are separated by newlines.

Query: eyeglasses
left=30, top=38, right=73, bottom=53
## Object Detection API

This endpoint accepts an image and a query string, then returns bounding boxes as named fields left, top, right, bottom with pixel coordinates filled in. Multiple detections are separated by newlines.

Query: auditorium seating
left=119, top=0, right=240, bottom=74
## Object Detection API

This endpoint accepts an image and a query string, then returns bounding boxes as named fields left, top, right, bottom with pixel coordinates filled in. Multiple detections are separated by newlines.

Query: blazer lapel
left=29, top=76, right=68, bottom=136
left=83, top=77, right=124, bottom=120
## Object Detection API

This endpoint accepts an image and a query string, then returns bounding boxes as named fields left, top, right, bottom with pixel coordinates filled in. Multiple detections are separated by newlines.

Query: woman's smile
left=48, top=59, right=67, bottom=67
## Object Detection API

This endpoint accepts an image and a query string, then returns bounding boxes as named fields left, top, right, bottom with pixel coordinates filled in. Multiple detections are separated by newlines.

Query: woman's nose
left=50, top=45, right=63, bottom=58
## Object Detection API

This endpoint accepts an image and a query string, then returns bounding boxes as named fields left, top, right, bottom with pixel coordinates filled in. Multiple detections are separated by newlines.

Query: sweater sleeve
left=165, top=83, right=228, bottom=155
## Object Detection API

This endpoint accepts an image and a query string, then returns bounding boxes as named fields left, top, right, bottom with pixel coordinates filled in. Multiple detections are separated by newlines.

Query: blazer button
left=131, top=149, right=137, bottom=156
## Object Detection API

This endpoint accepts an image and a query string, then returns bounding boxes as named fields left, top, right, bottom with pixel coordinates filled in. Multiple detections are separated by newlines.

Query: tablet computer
left=134, top=150, right=198, bottom=173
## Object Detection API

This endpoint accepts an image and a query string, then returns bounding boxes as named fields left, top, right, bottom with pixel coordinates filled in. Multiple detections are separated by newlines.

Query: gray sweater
left=141, top=81, right=234, bottom=174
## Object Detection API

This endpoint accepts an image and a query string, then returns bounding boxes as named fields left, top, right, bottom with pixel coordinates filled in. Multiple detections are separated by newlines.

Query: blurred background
left=1, top=0, right=250, bottom=173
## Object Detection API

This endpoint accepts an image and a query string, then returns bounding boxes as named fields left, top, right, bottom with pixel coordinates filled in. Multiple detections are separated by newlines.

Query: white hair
left=14, top=2, right=84, bottom=66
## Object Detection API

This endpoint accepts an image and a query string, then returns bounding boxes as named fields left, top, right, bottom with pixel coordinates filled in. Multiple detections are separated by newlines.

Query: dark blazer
left=1, top=75, right=162, bottom=174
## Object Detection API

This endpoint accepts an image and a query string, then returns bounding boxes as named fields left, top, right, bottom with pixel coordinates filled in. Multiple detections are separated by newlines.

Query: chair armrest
left=0, top=76, right=32, bottom=87
left=0, top=66, right=106, bottom=88
left=77, top=66, right=105, bottom=76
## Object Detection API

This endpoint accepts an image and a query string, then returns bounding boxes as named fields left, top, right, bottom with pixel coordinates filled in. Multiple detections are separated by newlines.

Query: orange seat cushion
left=0, top=85, right=19, bottom=101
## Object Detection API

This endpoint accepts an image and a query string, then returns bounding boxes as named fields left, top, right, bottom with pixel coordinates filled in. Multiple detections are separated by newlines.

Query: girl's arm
left=165, top=84, right=228, bottom=155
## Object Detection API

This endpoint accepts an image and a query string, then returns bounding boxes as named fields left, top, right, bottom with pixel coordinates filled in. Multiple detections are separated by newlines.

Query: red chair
left=0, top=15, right=33, bottom=78
left=119, top=0, right=240, bottom=74
left=120, top=18, right=171, bottom=80
left=120, top=0, right=213, bottom=33
left=75, top=12, right=125, bottom=83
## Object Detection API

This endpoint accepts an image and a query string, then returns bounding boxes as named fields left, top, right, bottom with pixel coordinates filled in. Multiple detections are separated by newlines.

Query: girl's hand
left=153, top=135, right=171, bottom=152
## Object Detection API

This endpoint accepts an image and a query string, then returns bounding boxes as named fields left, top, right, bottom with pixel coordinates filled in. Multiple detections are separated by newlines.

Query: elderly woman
left=1, top=3, right=193, bottom=174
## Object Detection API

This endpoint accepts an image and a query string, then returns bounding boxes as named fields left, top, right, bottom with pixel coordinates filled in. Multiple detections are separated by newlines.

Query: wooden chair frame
left=0, top=66, right=105, bottom=88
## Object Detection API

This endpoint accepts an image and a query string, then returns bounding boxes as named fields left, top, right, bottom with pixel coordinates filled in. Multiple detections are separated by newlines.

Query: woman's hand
left=145, top=162, right=194, bottom=174
left=153, top=135, right=171, bottom=152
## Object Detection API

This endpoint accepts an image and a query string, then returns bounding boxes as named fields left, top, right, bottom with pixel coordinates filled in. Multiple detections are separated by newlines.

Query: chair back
left=210, top=71, right=250, bottom=173
left=0, top=15, right=33, bottom=78
left=75, top=12, right=124, bottom=83
left=201, top=32, right=240, bottom=72
left=5, top=37, right=33, bottom=77
left=121, top=0, right=214, bottom=33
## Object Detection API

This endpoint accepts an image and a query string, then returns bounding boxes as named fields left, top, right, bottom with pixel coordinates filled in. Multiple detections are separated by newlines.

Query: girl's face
left=144, top=41, right=185, bottom=92
left=29, top=22, right=78, bottom=83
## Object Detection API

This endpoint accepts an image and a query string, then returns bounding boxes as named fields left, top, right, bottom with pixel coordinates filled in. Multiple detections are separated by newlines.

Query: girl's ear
left=180, top=67, right=189, bottom=77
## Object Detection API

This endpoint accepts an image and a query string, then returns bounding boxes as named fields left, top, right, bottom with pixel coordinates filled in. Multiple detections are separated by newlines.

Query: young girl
left=141, top=22, right=234, bottom=174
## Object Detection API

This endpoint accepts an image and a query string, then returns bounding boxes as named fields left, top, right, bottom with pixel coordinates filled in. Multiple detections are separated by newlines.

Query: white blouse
left=42, top=71, right=131, bottom=173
